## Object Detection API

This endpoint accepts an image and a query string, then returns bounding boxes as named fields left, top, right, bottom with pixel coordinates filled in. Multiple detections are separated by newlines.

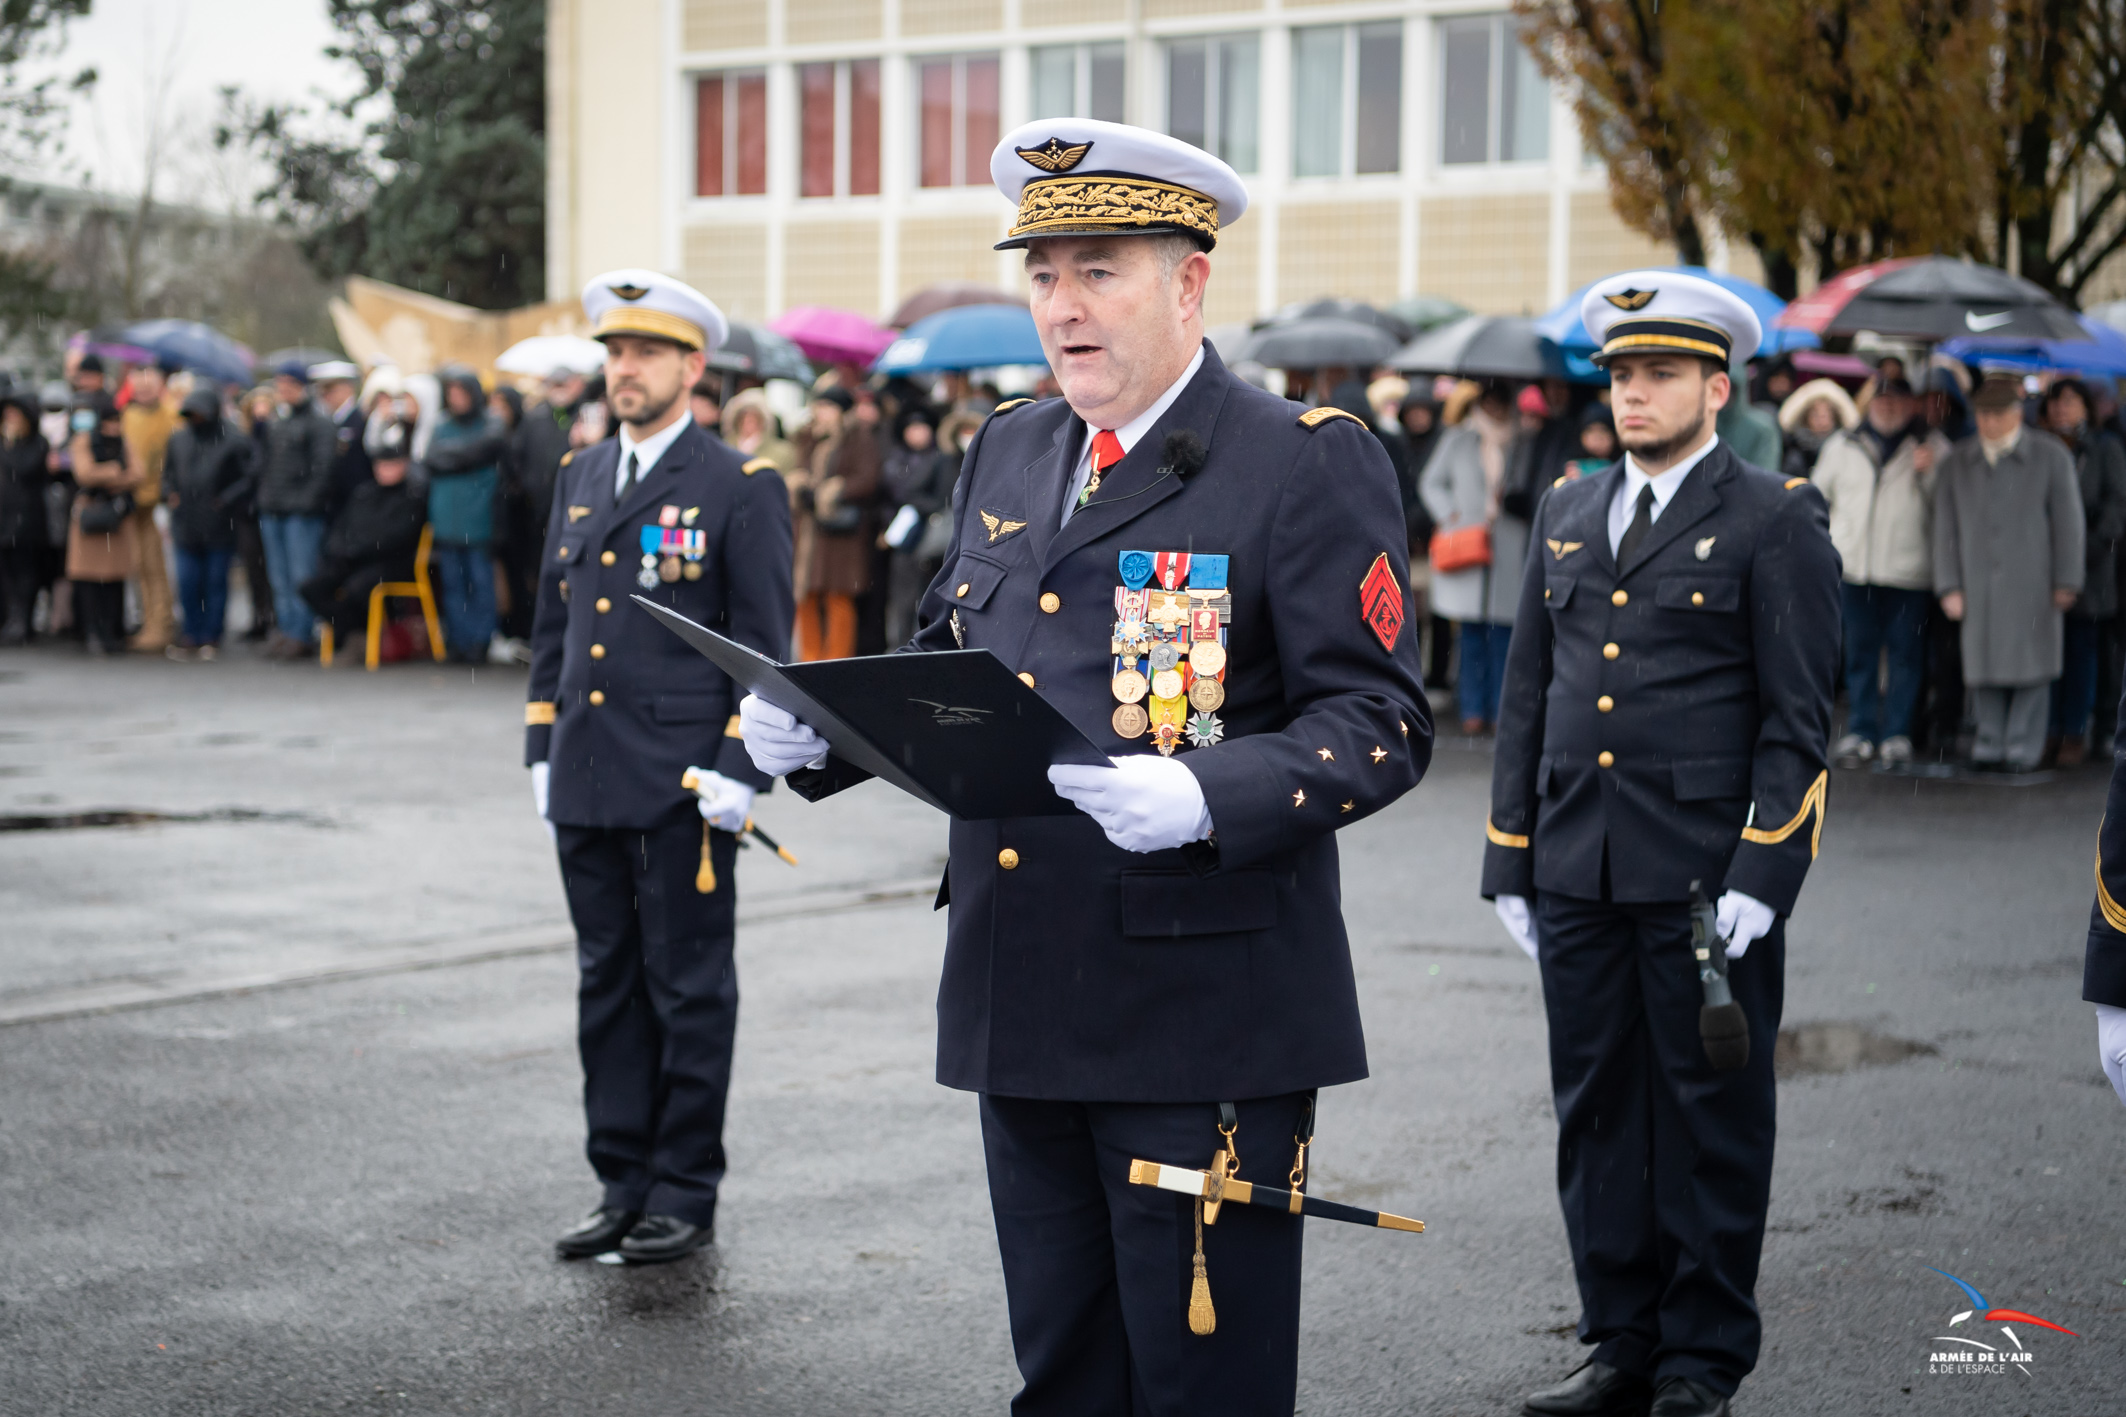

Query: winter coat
left=791, top=425, right=880, bottom=598
left=423, top=412, right=503, bottom=548
left=163, top=419, right=255, bottom=552
left=1811, top=423, right=1949, bottom=591
left=1418, top=419, right=1528, bottom=625
left=257, top=398, right=337, bottom=516
left=1933, top=428, right=2085, bottom=686
left=65, top=431, right=138, bottom=582
left=121, top=400, right=180, bottom=504
left=0, top=430, right=49, bottom=548
left=1717, top=396, right=1783, bottom=473
left=2059, top=427, right=2126, bottom=620
left=512, top=400, right=574, bottom=536
left=326, top=403, right=372, bottom=517
left=321, top=479, right=426, bottom=584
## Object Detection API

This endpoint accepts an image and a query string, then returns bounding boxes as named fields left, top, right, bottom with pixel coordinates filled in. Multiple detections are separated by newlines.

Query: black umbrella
left=1263, top=297, right=1414, bottom=344
left=1389, top=315, right=1565, bottom=380
left=1386, top=295, right=1472, bottom=335
left=1823, top=257, right=2086, bottom=342
left=706, top=322, right=814, bottom=383
left=1238, top=317, right=1402, bottom=370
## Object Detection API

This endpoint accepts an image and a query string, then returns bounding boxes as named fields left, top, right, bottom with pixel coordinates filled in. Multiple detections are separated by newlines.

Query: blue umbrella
left=120, top=320, right=256, bottom=387
left=1939, top=314, right=2126, bottom=377
left=873, top=303, right=1044, bottom=373
left=1535, top=266, right=1819, bottom=381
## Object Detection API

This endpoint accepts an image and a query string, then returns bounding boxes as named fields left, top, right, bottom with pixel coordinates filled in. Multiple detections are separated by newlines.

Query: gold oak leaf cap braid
left=987, top=118, right=1249, bottom=252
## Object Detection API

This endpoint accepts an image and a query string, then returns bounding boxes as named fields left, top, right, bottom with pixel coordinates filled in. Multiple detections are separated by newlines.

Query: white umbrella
left=495, top=334, right=607, bottom=377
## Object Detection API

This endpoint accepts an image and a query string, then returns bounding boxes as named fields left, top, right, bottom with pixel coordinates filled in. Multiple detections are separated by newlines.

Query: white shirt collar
left=1609, top=432, right=1720, bottom=555
left=1062, top=344, right=1206, bottom=520
left=1981, top=422, right=2022, bottom=465
left=615, top=412, right=691, bottom=494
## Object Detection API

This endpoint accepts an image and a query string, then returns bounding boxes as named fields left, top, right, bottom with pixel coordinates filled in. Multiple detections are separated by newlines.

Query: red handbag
left=1429, top=523, right=1493, bottom=573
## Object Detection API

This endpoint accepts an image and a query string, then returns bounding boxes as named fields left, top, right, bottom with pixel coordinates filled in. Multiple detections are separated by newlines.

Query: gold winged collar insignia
left=1546, top=538, right=1584, bottom=560
left=980, top=509, right=1029, bottom=543
left=1017, top=138, right=1093, bottom=173
left=1603, top=288, right=1657, bottom=311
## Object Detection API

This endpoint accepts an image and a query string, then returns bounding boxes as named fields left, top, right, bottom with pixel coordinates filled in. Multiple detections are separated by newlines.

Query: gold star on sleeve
left=1293, top=789, right=1307, bottom=807
left=1317, top=747, right=1335, bottom=761
left=1370, top=746, right=1388, bottom=763
left=1340, top=800, right=1355, bottom=813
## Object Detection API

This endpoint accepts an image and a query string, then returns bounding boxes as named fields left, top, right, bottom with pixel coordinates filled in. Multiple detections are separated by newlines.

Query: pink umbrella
left=770, top=306, right=897, bottom=367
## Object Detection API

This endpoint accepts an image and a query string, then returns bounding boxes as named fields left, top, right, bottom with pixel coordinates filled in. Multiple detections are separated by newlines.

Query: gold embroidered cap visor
left=988, top=117, right=1249, bottom=253
left=591, top=306, right=706, bottom=350
left=996, top=173, right=1221, bottom=251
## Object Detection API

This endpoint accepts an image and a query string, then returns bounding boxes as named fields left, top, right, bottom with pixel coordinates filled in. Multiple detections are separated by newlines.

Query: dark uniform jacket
left=524, top=422, right=794, bottom=829
left=1480, top=444, right=1841, bottom=915
left=2087, top=713, right=2126, bottom=1006
left=789, top=345, right=1434, bottom=1102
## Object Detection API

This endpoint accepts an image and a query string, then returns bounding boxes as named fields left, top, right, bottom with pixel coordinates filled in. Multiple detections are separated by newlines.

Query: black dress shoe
left=618, top=1213, right=713, bottom=1264
left=1648, top=1378, right=1729, bottom=1417
left=1522, top=1360, right=1655, bottom=1417
left=554, top=1206, right=641, bottom=1259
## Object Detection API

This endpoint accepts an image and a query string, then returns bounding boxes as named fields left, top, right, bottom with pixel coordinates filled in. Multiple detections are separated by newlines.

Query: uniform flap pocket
left=1536, top=754, right=1554, bottom=795
left=948, top=553, right=1010, bottom=611
left=1656, top=575, right=1741, bottom=612
left=1671, top=756, right=1752, bottom=801
left=1120, top=868, right=1279, bottom=938
left=555, top=532, right=588, bottom=564
left=1545, top=575, right=1576, bottom=608
left=653, top=694, right=724, bottom=724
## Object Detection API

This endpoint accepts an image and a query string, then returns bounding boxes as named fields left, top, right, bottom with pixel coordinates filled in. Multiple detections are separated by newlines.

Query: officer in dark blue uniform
left=740, top=119, right=1433, bottom=1414
left=2085, top=703, right=2126, bottom=1106
left=525, top=270, right=794, bottom=1265
left=1482, top=272, right=1841, bottom=1417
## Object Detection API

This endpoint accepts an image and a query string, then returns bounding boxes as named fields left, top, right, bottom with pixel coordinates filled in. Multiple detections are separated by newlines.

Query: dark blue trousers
left=979, top=1092, right=1309, bottom=1417
left=556, top=807, right=739, bottom=1228
left=1535, top=892, right=1784, bottom=1398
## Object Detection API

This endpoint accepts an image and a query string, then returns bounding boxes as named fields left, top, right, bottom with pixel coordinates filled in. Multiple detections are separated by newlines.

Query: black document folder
left=636, top=597, right=1110, bottom=819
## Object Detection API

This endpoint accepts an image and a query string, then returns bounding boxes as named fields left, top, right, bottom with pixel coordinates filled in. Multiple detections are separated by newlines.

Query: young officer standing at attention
left=740, top=120, right=1432, bottom=1414
left=1484, top=273, right=1840, bottom=1417
left=526, top=271, right=794, bottom=1265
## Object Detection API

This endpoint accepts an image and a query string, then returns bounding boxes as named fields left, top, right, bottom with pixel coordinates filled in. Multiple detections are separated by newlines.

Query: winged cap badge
left=1017, top=137, right=1093, bottom=173
left=980, top=509, right=1029, bottom=543
left=1546, top=538, right=1585, bottom=560
left=1604, top=288, right=1658, bottom=311
left=608, top=283, right=650, bottom=301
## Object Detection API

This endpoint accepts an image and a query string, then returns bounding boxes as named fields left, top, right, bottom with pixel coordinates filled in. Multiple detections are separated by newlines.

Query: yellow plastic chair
left=318, top=525, right=448, bottom=670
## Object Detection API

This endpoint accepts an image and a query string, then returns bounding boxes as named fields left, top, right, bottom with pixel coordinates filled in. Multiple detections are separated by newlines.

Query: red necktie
left=1082, top=429, right=1124, bottom=507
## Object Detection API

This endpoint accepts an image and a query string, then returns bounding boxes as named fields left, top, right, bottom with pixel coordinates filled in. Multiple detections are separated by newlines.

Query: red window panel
left=800, top=62, right=836, bottom=198
left=849, top=59, right=881, bottom=196
left=735, top=73, right=768, bottom=195
left=695, top=77, right=725, bottom=197
left=920, top=60, right=953, bottom=188
left=963, top=55, right=999, bottom=188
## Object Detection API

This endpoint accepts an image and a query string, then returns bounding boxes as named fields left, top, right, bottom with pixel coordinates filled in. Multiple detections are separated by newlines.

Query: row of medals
left=638, top=527, right=707, bottom=590
left=1111, top=568, right=1231, bottom=756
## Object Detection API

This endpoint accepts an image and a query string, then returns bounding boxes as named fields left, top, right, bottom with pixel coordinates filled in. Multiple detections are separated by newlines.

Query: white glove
left=1494, top=894, right=1538, bottom=961
left=1047, top=755, right=1213, bottom=853
left=2097, top=1005, right=2126, bottom=1108
left=739, top=693, right=829, bottom=777
left=686, top=766, right=756, bottom=833
left=1716, top=889, right=1776, bottom=959
left=529, top=761, right=555, bottom=844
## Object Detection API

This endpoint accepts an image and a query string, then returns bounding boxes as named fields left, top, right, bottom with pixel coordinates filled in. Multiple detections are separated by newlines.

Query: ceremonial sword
left=680, top=769, right=800, bottom=864
left=1128, top=1159, right=1425, bottom=1233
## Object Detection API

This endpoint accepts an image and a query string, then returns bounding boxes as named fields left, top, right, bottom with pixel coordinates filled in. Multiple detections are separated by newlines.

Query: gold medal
left=1187, top=676, right=1225, bottom=712
left=1111, top=703, right=1149, bottom=738
left=1189, top=640, right=1227, bottom=676
left=682, top=561, right=703, bottom=581
left=1151, top=668, right=1184, bottom=700
left=1112, top=668, right=1149, bottom=703
left=659, top=556, right=681, bottom=583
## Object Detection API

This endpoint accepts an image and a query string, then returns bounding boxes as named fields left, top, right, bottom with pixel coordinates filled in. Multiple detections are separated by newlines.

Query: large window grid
left=1032, top=42, right=1126, bottom=124
left=918, top=52, right=1001, bottom=189
left=1292, top=22, right=1403, bottom=179
left=800, top=59, right=881, bottom=198
left=695, top=71, right=768, bottom=197
left=1438, top=14, right=1550, bottom=166
left=1165, top=33, right=1259, bottom=175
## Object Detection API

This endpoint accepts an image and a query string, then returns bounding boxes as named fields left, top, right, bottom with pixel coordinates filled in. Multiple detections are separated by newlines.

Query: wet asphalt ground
left=2, top=645, right=2123, bottom=1416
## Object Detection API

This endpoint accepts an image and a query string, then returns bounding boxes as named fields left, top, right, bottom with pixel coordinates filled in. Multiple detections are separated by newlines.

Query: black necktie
left=615, top=451, right=638, bottom=508
left=1617, top=484, right=1656, bottom=567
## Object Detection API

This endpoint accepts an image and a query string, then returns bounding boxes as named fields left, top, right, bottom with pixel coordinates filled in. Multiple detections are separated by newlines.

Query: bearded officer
left=526, top=270, right=794, bottom=1264
left=740, top=119, right=1431, bottom=1413
left=1483, top=272, right=1840, bottom=1417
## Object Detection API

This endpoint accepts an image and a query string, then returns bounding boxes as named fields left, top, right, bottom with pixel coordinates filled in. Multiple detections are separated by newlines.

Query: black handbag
left=78, top=490, right=134, bottom=535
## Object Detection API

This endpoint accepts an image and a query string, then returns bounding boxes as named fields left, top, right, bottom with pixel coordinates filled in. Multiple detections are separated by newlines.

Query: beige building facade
left=546, top=0, right=1705, bottom=327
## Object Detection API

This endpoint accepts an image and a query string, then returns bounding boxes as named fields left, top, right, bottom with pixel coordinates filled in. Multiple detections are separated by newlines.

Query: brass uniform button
left=1544, top=588, right=1551, bottom=601
left=1611, top=589, right=1628, bottom=606
left=595, top=597, right=611, bottom=613
left=1692, top=591, right=1705, bottom=607
left=557, top=546, right=569, bottom=561
left=1597, top=695, right=1614, bottom=712
left=1039, top=592, right=1061, bottom=613
left=590, top=644, right=606, bottom=659
left=600, top=550, right=616, bottom=566
left=588, top=690, right=606, bottom=706
left=956, top=582, right=971, bottom=598
left=1018, top=672, right=1036, bottom=687
left=998, top=848, right=1020, bottom=870
left=1603, top=642, right=1620, bottom=660
left=1598, top=750, right=1615, bottom=768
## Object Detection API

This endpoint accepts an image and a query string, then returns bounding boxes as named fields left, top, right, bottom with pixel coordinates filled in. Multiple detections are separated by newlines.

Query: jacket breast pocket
left=652, top=694, right=724, bottom=724
left=947, top=552, right=1011, bottom=611
left=1656, top=575, right=1741, bottom=613
left=1120, top=868, right=1279, bottom=938
left=1545, top=575, right=1576, bottom=610
left=1671, top=756, right=1752, bottom=801
left=555, top=532, right=588, bottom=567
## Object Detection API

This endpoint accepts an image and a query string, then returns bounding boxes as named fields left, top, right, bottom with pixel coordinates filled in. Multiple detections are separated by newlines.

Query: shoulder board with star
left=1297, top=407, right=1367, bottom=431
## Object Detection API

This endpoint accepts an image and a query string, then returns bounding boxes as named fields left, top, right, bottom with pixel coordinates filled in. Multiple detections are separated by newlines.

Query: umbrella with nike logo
left=1773, top=256, right=2087, bottom=342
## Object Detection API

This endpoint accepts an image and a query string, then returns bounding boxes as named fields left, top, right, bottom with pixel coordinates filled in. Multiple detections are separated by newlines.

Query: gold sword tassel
left=696, top=823, right=717, bottom=894
left=1188, top=1196, right=1216, bottom=1335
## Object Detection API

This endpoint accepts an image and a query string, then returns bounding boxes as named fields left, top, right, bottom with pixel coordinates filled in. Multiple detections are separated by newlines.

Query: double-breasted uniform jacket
left=2087, top=719, right=2126, bottom=1007
left=524, top=422, right=794, bottom=828
left=789, top=345, right=1434, bottom=1102
left=1479, top=444, right=1841, bottom=915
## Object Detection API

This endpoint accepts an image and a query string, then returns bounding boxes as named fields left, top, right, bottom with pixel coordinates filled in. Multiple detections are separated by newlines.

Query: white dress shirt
left=614, top=411, right=692, bottom=500
left=1608, top=432, right=1721, bottom=556
left=1060, top=344, right=1206, bottom=522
